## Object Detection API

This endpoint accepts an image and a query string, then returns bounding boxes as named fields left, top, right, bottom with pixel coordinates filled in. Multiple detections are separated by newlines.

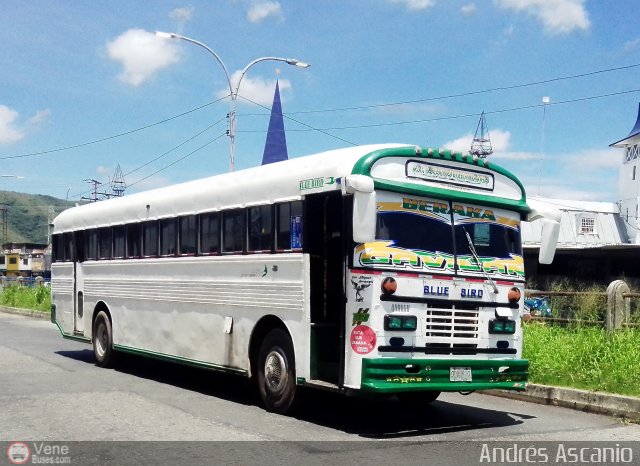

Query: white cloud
left=220, top=72, right=291, bottom=106
left=170, top=6, right=194, bottom=22
left=28, top=109, right=51, bottom=126
left=107, top=29, right=182, bottom=87
left=461, top=3, right=477, bottom=15
left=247, top=2, right=283, bottom=23
left=624, top=38, right=640, bottom=53
left=494, top=0, right=590, bottom=34
left=386, top=0, right=436, bottom=11
left=442, top=129, right=512, bottom=154
left=0, top=105, right=25, bottom=144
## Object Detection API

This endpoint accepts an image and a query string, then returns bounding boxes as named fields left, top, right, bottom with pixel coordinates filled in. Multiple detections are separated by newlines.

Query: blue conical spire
left=261, top=80, right=288, bottom=165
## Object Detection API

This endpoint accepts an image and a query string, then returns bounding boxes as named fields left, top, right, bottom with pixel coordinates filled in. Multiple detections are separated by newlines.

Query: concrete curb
left=479, top=384, right=640, bottom=422
left=0, top=305, right=50, bottom=320
left=2, top=306, right=639, bottom=422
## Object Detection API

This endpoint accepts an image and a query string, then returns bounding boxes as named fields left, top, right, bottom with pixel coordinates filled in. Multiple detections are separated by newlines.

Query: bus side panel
left=81, top=254, right=307, bottom=374
left=51, top=263, right=74, bottom=334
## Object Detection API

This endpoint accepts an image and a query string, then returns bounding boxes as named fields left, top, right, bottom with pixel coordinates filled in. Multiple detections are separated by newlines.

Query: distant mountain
left=0, top=191, right=76, bottom=245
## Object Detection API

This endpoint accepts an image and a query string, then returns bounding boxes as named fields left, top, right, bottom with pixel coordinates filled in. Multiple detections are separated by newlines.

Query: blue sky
left=1, top=0, right=639, bottom=203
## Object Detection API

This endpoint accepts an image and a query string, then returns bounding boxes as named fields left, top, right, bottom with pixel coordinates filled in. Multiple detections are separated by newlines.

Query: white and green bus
left=51, top=144, right=560, bottom=413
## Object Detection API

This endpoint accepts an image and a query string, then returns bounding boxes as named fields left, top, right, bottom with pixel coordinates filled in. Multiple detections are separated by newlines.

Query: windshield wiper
left=463, top=228, right=498, bottom=294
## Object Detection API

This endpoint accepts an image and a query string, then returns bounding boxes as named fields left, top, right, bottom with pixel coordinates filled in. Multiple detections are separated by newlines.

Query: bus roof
left=53, top=144, right=528, bottom=233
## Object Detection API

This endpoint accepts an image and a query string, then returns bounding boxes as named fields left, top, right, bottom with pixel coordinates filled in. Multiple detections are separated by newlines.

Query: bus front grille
left=425, top=308, right=479, bottom=339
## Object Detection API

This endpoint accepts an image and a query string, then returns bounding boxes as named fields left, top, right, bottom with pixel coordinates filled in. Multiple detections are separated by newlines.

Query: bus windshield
left=360, top=194, right=524, bottom=280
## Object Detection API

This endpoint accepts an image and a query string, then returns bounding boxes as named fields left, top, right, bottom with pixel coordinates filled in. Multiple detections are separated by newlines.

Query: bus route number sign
left=450, top=367, right=472, bottom=382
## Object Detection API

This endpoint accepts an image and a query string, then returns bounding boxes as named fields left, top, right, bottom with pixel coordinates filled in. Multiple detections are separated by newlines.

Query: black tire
left=257, top=328, right=297, bottom=414
left=93, top=310, right=115, bottom=367
left=397, top=390, right=440, bottom=405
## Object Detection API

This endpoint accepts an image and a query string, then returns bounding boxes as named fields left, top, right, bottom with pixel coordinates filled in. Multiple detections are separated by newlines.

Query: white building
left=611, top=102, right=640, bottom=244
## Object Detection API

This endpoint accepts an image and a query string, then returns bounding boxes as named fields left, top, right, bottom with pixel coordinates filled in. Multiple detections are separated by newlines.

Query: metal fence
left=0, top=276, right=50, bottom=288
left=525, top=280, right=640, bottom=331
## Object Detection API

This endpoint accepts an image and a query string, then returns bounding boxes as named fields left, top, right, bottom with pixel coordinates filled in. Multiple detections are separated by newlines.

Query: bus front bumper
left=360, top=358, right=528, bottom=393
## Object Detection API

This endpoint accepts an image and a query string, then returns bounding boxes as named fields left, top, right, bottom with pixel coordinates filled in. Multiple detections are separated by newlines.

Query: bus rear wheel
left=93, top=311, right=114, bottom=367
left=257, top=328, right=297, bottom=414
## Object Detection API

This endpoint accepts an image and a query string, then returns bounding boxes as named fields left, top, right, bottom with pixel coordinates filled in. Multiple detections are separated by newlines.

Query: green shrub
left=0, top=285, right=51, bottom=312
left=523, top=324, right=640, bottom=397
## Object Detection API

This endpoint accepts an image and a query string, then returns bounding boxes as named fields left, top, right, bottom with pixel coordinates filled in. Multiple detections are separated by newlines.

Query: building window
left=626, top=144, right=640, bottom=163
left=9, top=257, right=17, bottom=265
left=579, top=216, right=596, bottom=235
left=634, top=165, right=637, bottom=181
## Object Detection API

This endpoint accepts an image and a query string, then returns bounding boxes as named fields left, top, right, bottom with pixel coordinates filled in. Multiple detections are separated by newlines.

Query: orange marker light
left=508, top=287, right=521, bottom=303
left=381, top=277, right=397, bottom=295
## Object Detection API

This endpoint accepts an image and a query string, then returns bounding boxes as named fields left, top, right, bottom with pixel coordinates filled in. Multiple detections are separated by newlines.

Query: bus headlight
left=384, top=314, right=417, bottom=331
left=489, top=319, right=516, bottom=334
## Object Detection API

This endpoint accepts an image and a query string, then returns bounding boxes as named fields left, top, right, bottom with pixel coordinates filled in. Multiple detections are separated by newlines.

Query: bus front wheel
left=257, top=328, right=297, bottom=414
left=93, top=311, right=114, bottom=368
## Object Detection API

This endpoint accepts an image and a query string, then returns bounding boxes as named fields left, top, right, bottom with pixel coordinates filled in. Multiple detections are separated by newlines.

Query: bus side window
left=126, top=223, right=142, bottom=259
left=248, top=205, right=273, bottom=253
left=61, top=232, right=74, bottom=262
left=52, top=234, right=64, bottom=262
left=199, top=212, right=220, bottom=255
left=179, top=215, right=197, bottom=256
left=160, top=218, right=177, bottom=257
left=113, top=226, right=126, bottom=259
left=85, top=229, right=98, bottom=260
left=276, top=201, right=303, bottom=251
left=222, top=209, right=246, bottom=254
left=143, top=221, right=159, bottom=258
left=98, top=228, right=112, bottom=260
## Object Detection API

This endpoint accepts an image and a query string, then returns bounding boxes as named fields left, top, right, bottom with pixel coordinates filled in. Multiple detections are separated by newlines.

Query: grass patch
left=0, top=285, right=51, bottom=313
left=523, top=323, right=640, bottom=397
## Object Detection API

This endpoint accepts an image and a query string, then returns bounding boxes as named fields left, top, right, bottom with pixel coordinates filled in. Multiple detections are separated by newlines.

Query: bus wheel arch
left=92, top=302, right=115, bottom=368
left=249, top=316, right=297, bottom=413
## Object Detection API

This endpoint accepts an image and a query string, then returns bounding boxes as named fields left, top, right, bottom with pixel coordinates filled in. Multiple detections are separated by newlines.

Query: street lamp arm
left=155, top=31, right=233, bottom=96
left=234, top=57, right=311, bottom=97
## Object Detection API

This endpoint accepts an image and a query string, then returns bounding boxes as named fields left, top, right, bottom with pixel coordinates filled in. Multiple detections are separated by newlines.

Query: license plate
left=450, top=367, right=472, bottom=382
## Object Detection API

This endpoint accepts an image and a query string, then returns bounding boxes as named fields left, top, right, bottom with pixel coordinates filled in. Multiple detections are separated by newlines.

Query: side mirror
left=353, top=191, right=377, bottom=243
left=344, top=175, right=376, bottom=243
left=526, top=199, right=561, bottom=265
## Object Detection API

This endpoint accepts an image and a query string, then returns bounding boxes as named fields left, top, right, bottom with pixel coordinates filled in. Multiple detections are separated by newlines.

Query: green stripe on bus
left=360, top=358, right=528, bottom=393
left=112, top=344, right=248, bottom=376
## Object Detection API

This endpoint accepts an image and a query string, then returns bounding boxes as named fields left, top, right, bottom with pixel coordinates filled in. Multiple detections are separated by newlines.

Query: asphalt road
left=1, top=312, right=639, bottom=465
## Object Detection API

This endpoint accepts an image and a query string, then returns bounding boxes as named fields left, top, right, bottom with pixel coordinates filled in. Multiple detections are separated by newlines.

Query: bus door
left=306, top=191, right=345, bottom=385
left=73, top=231, right=85, bottom=335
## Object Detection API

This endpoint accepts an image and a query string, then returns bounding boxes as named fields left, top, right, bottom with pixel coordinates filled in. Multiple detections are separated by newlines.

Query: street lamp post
left=155, top=31, right=310, bottom=172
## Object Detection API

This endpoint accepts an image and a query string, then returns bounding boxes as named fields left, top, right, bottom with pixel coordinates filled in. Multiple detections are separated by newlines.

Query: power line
left=124, top=117, right=226, bottom=177
left=127, top=133, right=227, bottom=189
left=0, top=96, right=229, bottom=161
left=237, top=95, right=358, bottom=146
left=275, top=62, right=640, bottom=115
left=238, top=87, right=640, bottom=133
left=3, top=62, right=640, bottom=161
